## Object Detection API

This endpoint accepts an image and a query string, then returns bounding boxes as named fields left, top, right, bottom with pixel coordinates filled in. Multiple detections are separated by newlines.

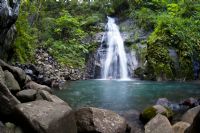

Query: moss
left=163, top=107, right=174, bottom=120
left=140, top=106, right=174, bottom=124
left=140, top=106, right=157, bottom=124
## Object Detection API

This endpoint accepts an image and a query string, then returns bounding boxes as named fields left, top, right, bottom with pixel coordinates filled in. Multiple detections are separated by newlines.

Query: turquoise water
left=54, top=80, right=200, bottom=112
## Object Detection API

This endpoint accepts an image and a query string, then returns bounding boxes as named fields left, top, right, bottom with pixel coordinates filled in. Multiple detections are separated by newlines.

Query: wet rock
left=144, top=114, right=173, bottom=133
left=4, top=70, right=21, bottom=92
left=181, top=105, right=200, bottom=124
left=38, top=90, right=66, bottom=104
left=172, top=121, right=190, bottom=133
left=140, top=105, right=173, bottom=124
left=180, top=97, right=199, bottom=108
left=75, top=107, right=128, bottom=133
left=119, top=110, right=144, bottom=133
left=16, top=89, right=37, bottom=102
left=14, top=100, right=77, bottom=133
left=24, top=81, right=52, bottom=93
left=156, top=98, right=170, bottom=107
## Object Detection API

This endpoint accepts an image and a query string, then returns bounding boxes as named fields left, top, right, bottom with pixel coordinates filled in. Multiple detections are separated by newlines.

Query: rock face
left=181, top=105, right=200, bottom=124
left=14, top=100, right=77, bottom=133
left=144, top=114, right=174, bottom=133
left=75, top=107, right=128, bottom=133
left=4, top=70, right=21, bottom=92
left=172, top=121, right=190, bottom=133
left=0, top=0, right=20, bottom=60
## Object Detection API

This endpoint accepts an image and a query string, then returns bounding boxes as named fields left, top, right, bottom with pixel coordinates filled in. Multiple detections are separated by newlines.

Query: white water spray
left=101, top=17, right=129, bottom=80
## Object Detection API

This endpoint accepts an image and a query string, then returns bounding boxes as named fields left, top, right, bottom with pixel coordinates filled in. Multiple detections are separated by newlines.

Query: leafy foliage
left=14, top=0, right=200, bottom=80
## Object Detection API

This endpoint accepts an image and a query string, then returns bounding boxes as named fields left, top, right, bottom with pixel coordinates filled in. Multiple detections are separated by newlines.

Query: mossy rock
left=140, top=105, right=173, bottom=124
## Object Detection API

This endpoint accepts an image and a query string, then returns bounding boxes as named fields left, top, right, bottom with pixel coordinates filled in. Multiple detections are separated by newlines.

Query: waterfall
left=99, top=17, right=129, bottom=80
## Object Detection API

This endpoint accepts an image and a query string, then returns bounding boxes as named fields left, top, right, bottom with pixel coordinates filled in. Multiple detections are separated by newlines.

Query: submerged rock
left=180, top=97, right=199, bottom=108
left=14, top=100, right=77, bottom=133
left=144, top=114, right=173, bottom=133
left=75, top=107, right=128, bottom=133
left=156, top=98, right=170, bottom=107
left=140, top=105, right=173, bottom=124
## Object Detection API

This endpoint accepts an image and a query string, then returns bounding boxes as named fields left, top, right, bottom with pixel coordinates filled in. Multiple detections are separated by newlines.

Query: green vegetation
left=14, top=0, right=200, bottom=80
left=140, top=105, right=173, bottom=123
left=130, top=0, right=200, bottom=80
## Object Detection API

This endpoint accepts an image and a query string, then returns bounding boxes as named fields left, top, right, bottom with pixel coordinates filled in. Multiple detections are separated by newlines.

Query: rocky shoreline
left=14, top=49, right=84, bottom=90
left=1, top=58, right=200, bottom=133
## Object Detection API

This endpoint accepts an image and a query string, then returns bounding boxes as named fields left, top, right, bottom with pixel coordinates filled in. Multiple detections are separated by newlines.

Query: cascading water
left=99, top=17, right=129, bottom=80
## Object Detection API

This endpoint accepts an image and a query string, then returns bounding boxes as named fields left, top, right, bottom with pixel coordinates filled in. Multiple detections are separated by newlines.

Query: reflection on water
left=54, top=80, right=200, bottom=112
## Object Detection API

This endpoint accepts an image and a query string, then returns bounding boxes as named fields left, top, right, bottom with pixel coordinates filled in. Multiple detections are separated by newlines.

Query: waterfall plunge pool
left=54, top=80, right=200, bottom=112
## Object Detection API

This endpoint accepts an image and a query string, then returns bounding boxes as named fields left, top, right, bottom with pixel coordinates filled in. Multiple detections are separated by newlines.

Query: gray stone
left=140, top=105, right=173, bottom=124
left=0, top=60, right=26, bottom=87
left=181, top=105, right=200, bottom=124
left=38, top=90, right=66, bottom=104
left=4, top=70, right=21, bottom=92
left=15, top=126, right=24, bottom=133
left=186, top=110, right=200, bottom=133
left=75, top=107, right=128, bottom=133
left=145, top=114, right=174, bottom=133
left=14, top=100, right=77, bottom=133
left=0, top=80, right=20, bottom=116
left=16, top=89, right=37, bottom=102
left=25, top=81, right=52, bottom=93
left=156, top=98, right=170, bottom=107
left=172, top=121, right=190, bottom=133
left=0, top=66, right=5, bottom=84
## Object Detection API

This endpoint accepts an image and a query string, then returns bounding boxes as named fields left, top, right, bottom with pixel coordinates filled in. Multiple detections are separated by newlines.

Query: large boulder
left=24, top=81, right=52, bottom=93
left=172, top=121, right=190, bottom=133
left=0, top=66, right=5, bottom=83
left=14, top=100, right=77, bottom=133
left=16, top=89, right=37, bottom=102
left=140, top=105, right=173, bottom=124
left=4, top=70, right=21, bottom=92
left=0, top=59, right=27, bottom=87
left=75, top=107, right=128, bottom=133
left=186, top=110, right=200, bottom=133
left=0, top=71, right=20, bottom=116
left=144, top=114, right=174, bottom=133
left=0, top=0, right=20, bottom=60
left=181, top=105, right=200, bottom=124
left=37, top=90, right=66, bottom=104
